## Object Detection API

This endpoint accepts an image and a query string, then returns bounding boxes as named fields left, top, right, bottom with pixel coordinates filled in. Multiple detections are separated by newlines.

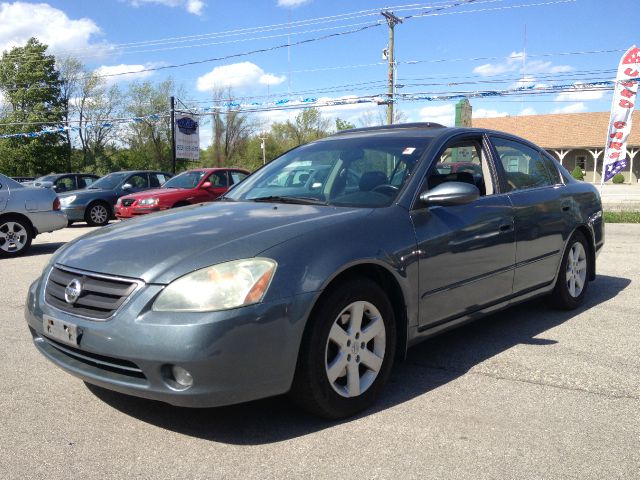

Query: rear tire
left=0, top=215, right=33, bottom=257
left=290, top=276, right=396, bottom=419
left=551, top=231, right=590, bottom=310
left=85, top=202, right=110, bottom=227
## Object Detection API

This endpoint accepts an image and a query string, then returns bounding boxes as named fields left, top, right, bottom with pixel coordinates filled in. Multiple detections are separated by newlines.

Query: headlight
left=138, top=197, right=159, bottom=206
left=153, top=258, right=277, bottom=312
left=59, top=195, right=76, bottom=206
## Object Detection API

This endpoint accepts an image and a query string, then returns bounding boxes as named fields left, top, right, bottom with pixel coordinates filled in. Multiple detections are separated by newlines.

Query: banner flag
left=602, top=45, right=640, bottom=183
left=175, top=114, right=200, bottom=161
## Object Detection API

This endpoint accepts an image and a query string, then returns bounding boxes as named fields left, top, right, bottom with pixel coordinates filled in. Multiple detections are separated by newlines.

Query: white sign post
left=175, top=114, right=200, bottom=161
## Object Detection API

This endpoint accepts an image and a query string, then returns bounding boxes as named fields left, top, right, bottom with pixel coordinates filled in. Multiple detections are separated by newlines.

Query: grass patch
left=604, top=211, right=640, bottom=223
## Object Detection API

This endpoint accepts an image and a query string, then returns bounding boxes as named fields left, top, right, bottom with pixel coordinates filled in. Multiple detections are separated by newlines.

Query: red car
left=115, top=168, right=249, bottom=219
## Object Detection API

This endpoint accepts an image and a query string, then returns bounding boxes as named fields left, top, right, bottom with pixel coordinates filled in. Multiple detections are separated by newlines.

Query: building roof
left=473, top=111, right=640, bottom=149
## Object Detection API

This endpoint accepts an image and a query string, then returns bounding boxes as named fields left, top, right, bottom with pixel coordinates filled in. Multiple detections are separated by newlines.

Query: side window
left=55, top=177, right=75, bottom=192
left=492, top=137, right=554, bottom=191
left=427, top=139, right=492, bottom=196
left=127, top=174, right=149, bottom=190
left=540, top=154, right=562, bottom=185
left=230, top=171, right=248, bottom=184
left=208, top=171, right=228, bottom=187
left=82, top=176, right=96, bottom=188
left=154, top=173, right=169, bottom=186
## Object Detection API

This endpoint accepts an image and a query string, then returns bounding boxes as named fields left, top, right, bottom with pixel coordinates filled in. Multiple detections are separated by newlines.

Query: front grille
left=42, top=335, right=146, bottom=380
left=121, top=199, right=135, bottom=207
left=45, top=265, right=141, bottom=320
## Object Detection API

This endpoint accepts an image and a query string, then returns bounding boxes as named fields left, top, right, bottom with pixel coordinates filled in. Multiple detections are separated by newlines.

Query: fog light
left=171, top=365, right=193, bottom=388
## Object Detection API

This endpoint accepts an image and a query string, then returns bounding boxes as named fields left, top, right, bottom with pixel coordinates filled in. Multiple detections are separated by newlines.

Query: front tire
left=0, top=215, right=33, bottom=257
left=290, top=276, right=396, bottom=419
left=85, top=202, right=110, bottom=227
left=551, top=231, right=590, bottom=310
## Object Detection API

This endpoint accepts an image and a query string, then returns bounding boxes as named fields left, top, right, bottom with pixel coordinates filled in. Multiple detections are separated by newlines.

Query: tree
left=335, top=118, right=355, bottom=131
left=357, top=107, right=407, bottom=127
left=123, top=78, right=182, bottom=172
left=0, top=37, right=66, bottom=175
left=286, top=108, right=331, bottom=144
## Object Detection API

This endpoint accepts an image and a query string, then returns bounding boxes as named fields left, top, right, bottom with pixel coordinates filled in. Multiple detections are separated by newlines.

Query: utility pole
left=170, top=96, right=176, bottom=174
left=381, top=10, right=402, bottom=125
left=259, top=134, right=267, bottom=165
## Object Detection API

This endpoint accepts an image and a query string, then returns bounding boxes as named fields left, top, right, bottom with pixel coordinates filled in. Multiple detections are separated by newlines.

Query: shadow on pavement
left=21, top=242, right=66, bottom=257
left=87, top=274, right=631, bottom=444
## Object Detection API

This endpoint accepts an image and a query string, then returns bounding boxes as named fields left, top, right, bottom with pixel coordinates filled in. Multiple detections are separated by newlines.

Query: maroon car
left=115, top=168, right=249, bottom=219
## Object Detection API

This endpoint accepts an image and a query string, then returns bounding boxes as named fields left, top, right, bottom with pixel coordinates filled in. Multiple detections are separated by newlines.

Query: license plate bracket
left=43, top=315, right=82, bottom=347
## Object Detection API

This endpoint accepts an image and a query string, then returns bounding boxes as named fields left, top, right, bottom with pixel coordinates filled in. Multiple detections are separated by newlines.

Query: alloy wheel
left=90, top=204, right=108, bottom=225
left=324, top=300, right=386, bottom=398
left=566, top=241, right=587, bottom=298
left=0, top=221, right=28, bottom=253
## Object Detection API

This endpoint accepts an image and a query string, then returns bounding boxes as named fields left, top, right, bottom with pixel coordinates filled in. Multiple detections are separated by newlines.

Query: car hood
left=121, top=187, right=186, bottom=200
left=59, top=188, right=110, bottom=199
left=53, top=201, right=372, bottom=284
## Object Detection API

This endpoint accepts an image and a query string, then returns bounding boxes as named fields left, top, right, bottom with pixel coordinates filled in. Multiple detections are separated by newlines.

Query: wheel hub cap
left=566, top=241, right=587, bottom=298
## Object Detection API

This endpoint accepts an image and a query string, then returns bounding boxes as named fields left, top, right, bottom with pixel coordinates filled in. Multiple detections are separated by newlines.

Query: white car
left=0, top=173, right=67, bottom=257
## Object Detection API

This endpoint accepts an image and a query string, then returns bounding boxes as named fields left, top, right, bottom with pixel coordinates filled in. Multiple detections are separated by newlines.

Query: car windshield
left=225, top=135, right=430, bottom=207
left=88, top=172, right=128, bottom=190
left=163, top=170, right=207, bottom=189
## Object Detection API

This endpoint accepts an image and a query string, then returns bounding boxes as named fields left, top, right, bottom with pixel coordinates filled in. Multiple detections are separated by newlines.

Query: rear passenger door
left=490, top=136, right=571, bottom=294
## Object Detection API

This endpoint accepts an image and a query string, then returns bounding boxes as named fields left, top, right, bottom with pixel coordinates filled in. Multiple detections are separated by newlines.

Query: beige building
left=473, top=111, right=640, bottom=183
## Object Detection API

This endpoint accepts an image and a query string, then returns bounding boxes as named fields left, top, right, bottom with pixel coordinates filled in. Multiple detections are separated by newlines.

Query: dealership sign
left=175, top=114, right=200, bottom=161
left=602, top=45, right=640, bottom=183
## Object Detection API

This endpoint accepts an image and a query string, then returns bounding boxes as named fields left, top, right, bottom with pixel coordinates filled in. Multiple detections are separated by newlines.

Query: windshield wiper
left=251, top=195, right=328, bottom=206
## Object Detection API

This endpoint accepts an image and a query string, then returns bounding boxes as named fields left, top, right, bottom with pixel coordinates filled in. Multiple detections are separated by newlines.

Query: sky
left=0, top=0, right=637, bottom=147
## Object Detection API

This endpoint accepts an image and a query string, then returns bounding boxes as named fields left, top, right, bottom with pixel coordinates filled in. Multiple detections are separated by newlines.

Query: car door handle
left=499, top=223, right=513, bottom=232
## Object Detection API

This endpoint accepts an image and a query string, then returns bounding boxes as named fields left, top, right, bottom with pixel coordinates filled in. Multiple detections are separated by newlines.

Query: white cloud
left=196, top=62, right=286, bottom=91
left=473, top=108, right=508, bottom=119
left=128, top=0, right=207, bottom=15
left=0, top=2, right=105, bottom=56
left=95, top=64, right=154, bottom=84
left=473, top=51, right=572, bottom=79
left=552, top=102, right=587, bottom=114
left=555, top=83, right=605, bottom=102
left=418, top=104, right=455, bottom=126
left=519, top=107, right=537, bottom=116
left=277, top=0, right=311, bottom=7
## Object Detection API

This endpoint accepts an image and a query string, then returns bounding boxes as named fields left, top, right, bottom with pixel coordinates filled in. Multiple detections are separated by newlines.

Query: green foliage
left=335, top=118, right=355, bottom=131
left=0, top=38, right=66, bottom=175
left=571, top=166, right=584, bottom=181
left=612, top=173, right=625, bottom=184
left=603, top=211, right=640, bottom=223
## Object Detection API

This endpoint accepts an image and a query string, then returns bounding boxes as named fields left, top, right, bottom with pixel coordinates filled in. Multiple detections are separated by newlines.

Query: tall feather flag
left=602, top=46, right=640, bottom=183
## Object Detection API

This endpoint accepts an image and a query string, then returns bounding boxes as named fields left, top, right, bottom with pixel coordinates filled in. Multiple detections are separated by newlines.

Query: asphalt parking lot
left=1, top=223, right=638, bottom=479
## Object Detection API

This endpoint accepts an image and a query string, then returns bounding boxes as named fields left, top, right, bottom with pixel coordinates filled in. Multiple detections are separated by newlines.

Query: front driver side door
left=411, top=134, right=516, bottom=329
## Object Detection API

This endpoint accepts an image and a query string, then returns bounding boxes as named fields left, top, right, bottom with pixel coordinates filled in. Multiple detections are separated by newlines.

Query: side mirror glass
left=122, top=183, right=133, bottom=191
left=201, top=181, right=212, bottom=189
left=419, top=181, right=480, bottom=207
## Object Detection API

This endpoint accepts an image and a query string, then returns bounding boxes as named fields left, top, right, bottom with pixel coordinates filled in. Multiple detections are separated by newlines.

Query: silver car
left=0, top=174, right=67, bottom=257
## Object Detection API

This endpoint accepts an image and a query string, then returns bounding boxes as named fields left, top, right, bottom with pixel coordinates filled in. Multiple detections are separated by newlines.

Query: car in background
left=25, top=123, right=604, bottom=419
left=30, top=173, right=100, bottom=193
left=59, top=170, right=171, bottom=227
left=0, top=173, right=66, bottom=257
left=115, top=168, right=249, bottom=219
left=10, top=176, right=35, bottom=184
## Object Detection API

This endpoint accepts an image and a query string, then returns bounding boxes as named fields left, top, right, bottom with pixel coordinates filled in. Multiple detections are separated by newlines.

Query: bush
left=571, top=166, right=584, bottom=181
left=612, top=173, right=625, bottom=184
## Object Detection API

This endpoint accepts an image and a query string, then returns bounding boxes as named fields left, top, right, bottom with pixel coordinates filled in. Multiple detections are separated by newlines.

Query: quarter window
left=492, top=137, right=554, bottom=191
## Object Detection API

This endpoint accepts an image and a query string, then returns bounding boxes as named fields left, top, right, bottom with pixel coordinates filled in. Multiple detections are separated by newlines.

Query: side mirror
left=201, top=181, right=212, bottom=189
left=38, top=181, right=54, bottom=189
left=419, top=181, right=479, bottom=207
left=122, top=183, right=133, bottom=191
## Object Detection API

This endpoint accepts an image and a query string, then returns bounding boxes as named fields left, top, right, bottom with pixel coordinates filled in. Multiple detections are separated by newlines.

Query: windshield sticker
left=402, top=147, right=416, bottom=155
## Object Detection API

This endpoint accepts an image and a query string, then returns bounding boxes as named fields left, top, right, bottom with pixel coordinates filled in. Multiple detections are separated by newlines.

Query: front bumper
left=25, top=272, right=314, bottom=408
left=115, top=205, right=160, bottom=219
left=61, top=205, right=87, bottom=222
